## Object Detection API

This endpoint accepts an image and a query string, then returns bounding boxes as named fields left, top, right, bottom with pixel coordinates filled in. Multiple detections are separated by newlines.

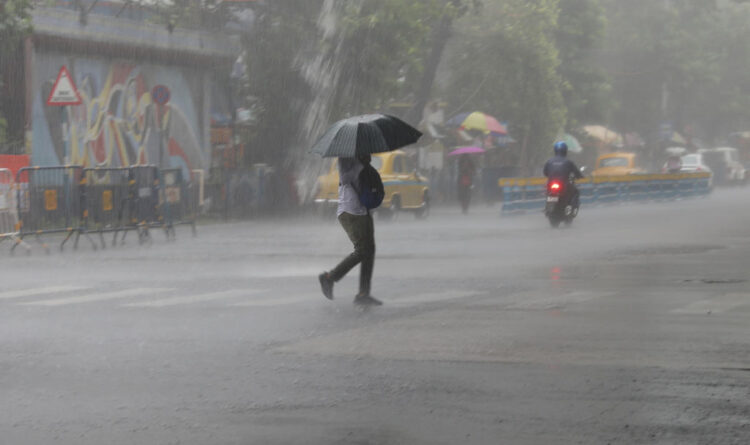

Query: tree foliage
left=238, top=0, right=447, bottom=170
left=148, top=0, right=750, bottom=175
left=0, top=0, right=32, bottom=145
left=556, top=0, right=609, bottom=128
left=599, top=0, right=750, bottom=143
left=0, top=0, right=31, bottom=53
left=442, top=0, right=566, bottom=173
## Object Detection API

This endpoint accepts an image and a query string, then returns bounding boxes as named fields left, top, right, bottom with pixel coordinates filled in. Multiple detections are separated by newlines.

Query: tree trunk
left=405, top=4, right=455, bottom=125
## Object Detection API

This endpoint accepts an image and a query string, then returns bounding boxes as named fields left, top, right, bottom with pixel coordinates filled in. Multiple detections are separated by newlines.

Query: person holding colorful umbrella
left=446, top=111, right=508, bottom=136
left=448, top=146, right=484, bottom=214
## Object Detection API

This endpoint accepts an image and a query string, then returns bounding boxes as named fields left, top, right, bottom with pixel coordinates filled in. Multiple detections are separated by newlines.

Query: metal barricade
left=191, top=168, right=205, bottom=215
left=82, top=167, right=133, bottom=248
left=499, top=173, right=712, bottom=214
left=113, top=165, right=162, bottom=245
left=160, top=168, right=198, bottom=237
left=14, top=165, right=92, bottom=251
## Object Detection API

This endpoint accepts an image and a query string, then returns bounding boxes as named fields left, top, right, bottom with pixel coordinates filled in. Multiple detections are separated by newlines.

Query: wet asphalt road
left=1, top=190, right=749, bottom=444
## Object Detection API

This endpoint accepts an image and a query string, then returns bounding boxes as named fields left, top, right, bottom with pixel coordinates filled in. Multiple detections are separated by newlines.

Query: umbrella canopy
left=448, top=146, right=486, bottom=156
left=446, top=111, right=508, bottom=135
left=624, top=132, right=645, bottom=148
left=581, top=125, right=623, bottom=146
left=559, top=133, right=583, bottom=154
left=309, top=114, right=422, bottom=158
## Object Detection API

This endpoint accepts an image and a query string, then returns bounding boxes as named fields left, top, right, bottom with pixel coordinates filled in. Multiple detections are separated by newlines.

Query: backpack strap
left=349, top=180, right=371, bottom=215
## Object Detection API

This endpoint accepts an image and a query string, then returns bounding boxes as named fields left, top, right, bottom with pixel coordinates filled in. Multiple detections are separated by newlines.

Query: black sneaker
left=354, top=294, right=383, bottom=306
left=318, top=272, right=334, bottom=300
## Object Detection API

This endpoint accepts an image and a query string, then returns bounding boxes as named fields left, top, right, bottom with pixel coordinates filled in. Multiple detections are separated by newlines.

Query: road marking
left=0, top=286, right=91, bottom=300
left=505, top=291, right=610, bottom=310
left=390, top=290, right=481, bottom=307
left=22, top=288, right=173, bottom=306
left=233, top=295, right=313, bottom=307
left=236, top=290, right=480, bottom=308
left=671, top=293, right=750, bottom=314
left=125, top=289, right=266, bottom=308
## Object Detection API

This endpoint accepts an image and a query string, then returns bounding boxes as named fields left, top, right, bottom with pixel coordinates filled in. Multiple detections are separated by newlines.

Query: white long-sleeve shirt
left=337, top=158, right=367, bottom=216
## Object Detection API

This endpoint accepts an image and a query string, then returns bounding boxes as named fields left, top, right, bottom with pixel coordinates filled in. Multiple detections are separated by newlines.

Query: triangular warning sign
left=47, top=66, right=82, bottom=106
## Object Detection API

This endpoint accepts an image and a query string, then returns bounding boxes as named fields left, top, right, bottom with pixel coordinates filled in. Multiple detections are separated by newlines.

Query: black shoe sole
left=354, top=296, right=382, bottom=306
left=319, top=274, right=334, bottom=300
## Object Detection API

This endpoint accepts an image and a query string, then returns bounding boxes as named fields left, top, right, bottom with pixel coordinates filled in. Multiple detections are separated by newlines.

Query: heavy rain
left=1, top=0, right=749, bottom=444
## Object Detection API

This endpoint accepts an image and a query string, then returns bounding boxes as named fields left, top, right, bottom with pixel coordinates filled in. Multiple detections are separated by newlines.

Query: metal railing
left=5, top=166, right=203, bottom=252
left=499, top=173, right=712, bottom=214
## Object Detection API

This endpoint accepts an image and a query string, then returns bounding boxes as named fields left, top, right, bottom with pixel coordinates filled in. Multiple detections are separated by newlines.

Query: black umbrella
left=309, top=114, right=422, bottom=158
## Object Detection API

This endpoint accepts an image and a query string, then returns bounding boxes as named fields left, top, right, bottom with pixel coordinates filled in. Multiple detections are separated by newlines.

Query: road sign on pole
left=47, top=66, right=82, bottom=106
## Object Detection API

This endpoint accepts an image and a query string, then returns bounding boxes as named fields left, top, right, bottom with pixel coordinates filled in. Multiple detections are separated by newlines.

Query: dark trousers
left=329, top=212, right=375, bottom=296
left=457, top=185, right=471, bottom=214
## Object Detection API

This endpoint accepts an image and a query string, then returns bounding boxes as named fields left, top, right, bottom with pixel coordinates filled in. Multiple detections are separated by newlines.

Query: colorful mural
left=32, top=53, right=217, bottom=178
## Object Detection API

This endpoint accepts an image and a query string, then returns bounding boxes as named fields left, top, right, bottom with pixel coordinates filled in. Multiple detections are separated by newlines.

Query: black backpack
left=355, top=164, right=385, bottom=209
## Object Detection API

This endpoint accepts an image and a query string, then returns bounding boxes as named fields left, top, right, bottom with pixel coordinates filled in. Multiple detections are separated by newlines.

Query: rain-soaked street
left=0, top=191, right=749, bottom=444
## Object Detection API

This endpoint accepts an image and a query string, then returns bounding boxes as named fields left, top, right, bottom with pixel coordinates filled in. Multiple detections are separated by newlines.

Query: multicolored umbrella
left=448, top=146, right=486, bottom=156
left=446, top=111, right=508, bottom=136
left=581, top=125, right=623, bottom=146
left=624, top=132, right=645, bottom=148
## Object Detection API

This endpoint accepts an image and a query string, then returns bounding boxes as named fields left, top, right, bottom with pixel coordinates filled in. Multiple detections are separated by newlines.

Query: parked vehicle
left=591, top=152, right=646, bottom=176
left=661, top=147, right=686, bottom=173
left=314, top=150, right=430, bottom=219
left=698, top=147, right=746, bottom=186
left=676, top=153, right=712, bottom=174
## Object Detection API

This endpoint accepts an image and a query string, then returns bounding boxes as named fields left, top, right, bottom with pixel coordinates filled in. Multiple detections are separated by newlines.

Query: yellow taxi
left=314, top=150, right=430, bottom=218
left=591, top=152, right=646, bottom=176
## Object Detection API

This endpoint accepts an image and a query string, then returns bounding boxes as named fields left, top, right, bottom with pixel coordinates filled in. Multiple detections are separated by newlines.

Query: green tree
left=327, top=0, right=446, bottom=118
left=600, top=0, right=725, bottom=142
left=686, top=1, right=750, bottom=140
left=556, top=0, right=609, bottom=128
left=242, top=1, right=446, bottom=164
left=0, top=0, right=32, bottom=147
left=404, top=0, right=481, bottom=124
left=443, top=0, right=566, bottom=173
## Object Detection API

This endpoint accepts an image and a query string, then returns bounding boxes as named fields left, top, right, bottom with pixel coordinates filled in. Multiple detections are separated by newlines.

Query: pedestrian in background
left=318, top=154, right=382, bottom=306
left=457, top=155, right=475, bottom=214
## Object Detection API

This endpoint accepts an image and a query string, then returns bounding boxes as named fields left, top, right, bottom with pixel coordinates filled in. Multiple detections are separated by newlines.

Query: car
left=697, top=147, right=746, bottom=186
left=676, top=153, right=712, bottom=174
left=591, top=152, right=646, bottom=176
left=661, top=153, right=713, bottom=174
left=314, top=150, right=430, bottom=219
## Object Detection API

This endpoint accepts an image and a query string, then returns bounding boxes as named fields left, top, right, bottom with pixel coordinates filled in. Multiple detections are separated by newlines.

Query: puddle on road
left=683, top=279, right=747, bottom=284
left=617, top=244, right=726, bottom=257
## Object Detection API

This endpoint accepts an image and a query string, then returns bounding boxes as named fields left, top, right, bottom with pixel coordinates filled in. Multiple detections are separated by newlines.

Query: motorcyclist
left=543, top=141, right=584, bottom=210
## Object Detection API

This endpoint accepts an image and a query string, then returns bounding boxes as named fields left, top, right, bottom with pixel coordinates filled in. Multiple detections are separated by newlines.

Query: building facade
left=15, top=1, right=242, bottom=178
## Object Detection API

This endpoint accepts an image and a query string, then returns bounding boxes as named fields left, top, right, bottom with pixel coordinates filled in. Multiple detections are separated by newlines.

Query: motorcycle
left=545, top=171, right=583, bottom=228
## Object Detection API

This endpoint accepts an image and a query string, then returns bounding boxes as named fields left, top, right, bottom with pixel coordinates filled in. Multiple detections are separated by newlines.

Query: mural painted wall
left=31, top=51, right=220, bottom=178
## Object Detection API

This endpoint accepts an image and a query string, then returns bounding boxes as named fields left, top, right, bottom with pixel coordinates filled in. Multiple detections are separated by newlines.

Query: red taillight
left=548, top=181, right=562, bottom=194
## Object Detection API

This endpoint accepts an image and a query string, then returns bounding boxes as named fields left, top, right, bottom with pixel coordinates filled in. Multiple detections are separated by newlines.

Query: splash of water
left=292, top=0, right=363, bottom=205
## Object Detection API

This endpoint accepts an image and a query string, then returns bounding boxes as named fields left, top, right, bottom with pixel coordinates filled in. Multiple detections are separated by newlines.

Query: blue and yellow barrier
left=499, top=173, right=712, bottom=214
